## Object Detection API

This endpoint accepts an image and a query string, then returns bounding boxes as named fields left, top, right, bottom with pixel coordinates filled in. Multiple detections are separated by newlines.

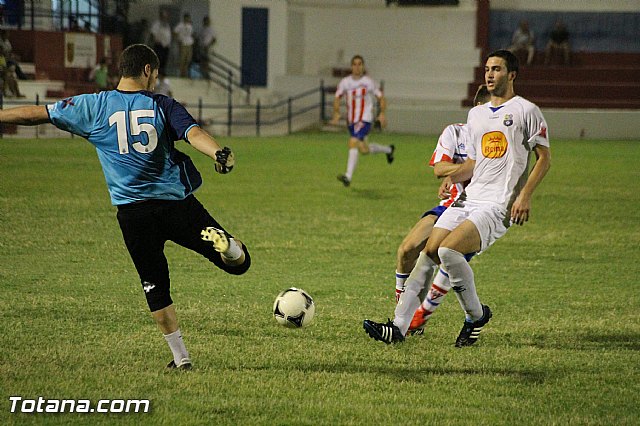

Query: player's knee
left=424, top=241, right=440, bottom=264
left=397, top=240, right=410, bottom=259
left=438, top=247, right=465, bottom=267
left=143, top=280, right=173, bottom=312
left=398, top=239, right=419, bottom=262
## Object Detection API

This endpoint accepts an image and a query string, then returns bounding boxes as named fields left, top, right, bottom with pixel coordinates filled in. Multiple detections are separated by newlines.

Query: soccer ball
left=273, top=287, right=315, bottom=328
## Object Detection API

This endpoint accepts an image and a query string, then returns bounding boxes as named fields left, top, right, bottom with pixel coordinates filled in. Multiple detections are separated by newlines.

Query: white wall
left=490, top=0, right=640, bottom=11
left=291, top=4, right=478, bottom=77
left=130, top=0, right=478, bottom=93
left=209, top=0, right=287, bottom=89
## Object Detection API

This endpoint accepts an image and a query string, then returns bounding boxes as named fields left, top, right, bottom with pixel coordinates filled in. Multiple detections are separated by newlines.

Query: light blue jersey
left=47, top=90, right=201, bottom=205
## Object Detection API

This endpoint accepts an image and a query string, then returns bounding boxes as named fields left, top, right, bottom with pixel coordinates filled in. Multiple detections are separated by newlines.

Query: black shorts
left=116, top=195, right=250, bottom=311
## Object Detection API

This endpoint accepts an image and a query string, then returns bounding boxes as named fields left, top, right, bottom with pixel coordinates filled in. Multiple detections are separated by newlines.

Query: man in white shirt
left=174, top=13, right=194, bottom=78
left=394, top=85, right=492, bottom=337
left=198, top=16, right=217, bottom=80
left=509, top=20, right=535, bottom=66
left=329, top=55, right=394, bottom=187
left=150, top=9, right=172, bottom=75
left=364, top=50, right=551, bottom=347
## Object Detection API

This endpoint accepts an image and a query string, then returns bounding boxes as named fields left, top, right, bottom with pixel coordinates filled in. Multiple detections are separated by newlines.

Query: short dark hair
left=473, top=84, right=491, bottom=105
left=486, top=49, right=519, bottom=76
left=351, top=55, right=364, bottom=65
left=119, top=44, right=159, bottom=78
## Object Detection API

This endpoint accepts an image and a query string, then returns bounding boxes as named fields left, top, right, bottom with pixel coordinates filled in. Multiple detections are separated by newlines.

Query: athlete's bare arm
left=330, top=96, right=342, bottom=125
left=447, top=158, right=475, bottom=184
left=433, top=161, right=462, bottom=178
left=0, top=105, right=50, bottom=125
left=510, top=144, right=551, bottom=225
left=376, top=95, right=387, bottom=128
left=186, top=126, right=224, bottom=161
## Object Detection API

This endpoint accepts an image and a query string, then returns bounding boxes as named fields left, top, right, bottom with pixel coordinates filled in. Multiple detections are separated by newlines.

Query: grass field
left=1, top=132, right=639, bottom=425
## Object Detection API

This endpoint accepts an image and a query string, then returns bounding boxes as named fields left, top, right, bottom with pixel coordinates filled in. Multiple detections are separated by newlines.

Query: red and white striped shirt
left=429, top=123, right=471, bottom=207
left=335, top=75, right=381, bottom=124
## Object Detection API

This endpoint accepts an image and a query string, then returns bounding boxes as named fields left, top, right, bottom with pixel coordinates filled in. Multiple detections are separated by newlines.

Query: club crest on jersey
left=481, top=131, right=508, bottom=159
left=503, top=114, right=513, bottom=127
left=61, top=97, right=75, bottom=109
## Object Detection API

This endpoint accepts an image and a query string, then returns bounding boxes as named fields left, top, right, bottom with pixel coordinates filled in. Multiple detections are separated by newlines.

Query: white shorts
left=434, top=200, right=509, bottom=253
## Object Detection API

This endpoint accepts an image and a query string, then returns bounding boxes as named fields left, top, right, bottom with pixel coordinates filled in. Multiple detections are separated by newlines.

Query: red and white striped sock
left=421, top=267, right=452, bottom=321
left=395, top=270, right=410, bottom=302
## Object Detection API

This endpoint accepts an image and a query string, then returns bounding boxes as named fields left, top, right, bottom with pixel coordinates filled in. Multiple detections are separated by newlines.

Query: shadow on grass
left=570, top=332, right=640, bottom=351
left=226, top=362, right=549, bottom=385
left=349, top=188, right=393, bottom=200
left=511, top=331, right=640, bottom=351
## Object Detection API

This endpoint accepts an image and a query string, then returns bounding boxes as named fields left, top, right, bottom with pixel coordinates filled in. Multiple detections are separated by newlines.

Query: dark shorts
left=116, top=194, right=250, bottom=311
left=348, top=122, right=372, bottom=141
left=421, top=204, right=447, bottom=219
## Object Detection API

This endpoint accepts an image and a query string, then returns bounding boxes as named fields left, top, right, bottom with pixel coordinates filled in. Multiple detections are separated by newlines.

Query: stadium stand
left=464, top=8, right=640, bottom=109
left=5, top=29, right=122, bottom=99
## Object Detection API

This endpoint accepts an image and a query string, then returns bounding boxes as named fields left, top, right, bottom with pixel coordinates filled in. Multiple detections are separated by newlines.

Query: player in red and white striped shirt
left=330, top=55, right=394, bottom=187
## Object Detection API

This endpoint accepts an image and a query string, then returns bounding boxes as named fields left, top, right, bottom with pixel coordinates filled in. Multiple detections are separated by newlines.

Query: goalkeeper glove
left=214, top=146, right=235, bottom=174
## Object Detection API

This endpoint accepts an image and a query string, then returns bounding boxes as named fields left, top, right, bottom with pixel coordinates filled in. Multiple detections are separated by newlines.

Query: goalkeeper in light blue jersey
left=0, top=44, right=251, bottom=370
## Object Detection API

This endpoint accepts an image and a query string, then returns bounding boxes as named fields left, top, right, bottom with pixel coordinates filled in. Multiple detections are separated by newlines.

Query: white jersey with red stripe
left=465, top=96, right=550, bottom=211
left=429, top=123, right=471, bottom=207
left=335, top=74, right=381, bottom=124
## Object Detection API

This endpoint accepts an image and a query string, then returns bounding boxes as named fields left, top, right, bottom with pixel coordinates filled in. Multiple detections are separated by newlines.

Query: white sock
left=164, top=329, right=190, bottom=365
left=438, top=247, right=483, bottom=321
left=368, top=143, right=391, bottom=154
left=395, top=270, right=410, bottom=302
left=421, top=267, right=452, bottom=320
left=221, top=238, right=242, bottom=261
left=345, top=148, right=358, bottom=180
left=394, top=252, right=438, bottom=335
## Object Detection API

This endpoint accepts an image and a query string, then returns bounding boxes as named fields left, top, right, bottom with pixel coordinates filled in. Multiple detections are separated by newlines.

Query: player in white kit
left=365, top=50, right=551, bottom=347
left=394, top=86, right=491, bottom=336
left=330, top=55, right=394, bottom=187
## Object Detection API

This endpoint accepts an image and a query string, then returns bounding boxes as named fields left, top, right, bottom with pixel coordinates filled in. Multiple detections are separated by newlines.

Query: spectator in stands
left=89, top=58, right=110, bottom=92
left=139, top=19, right=152, bottom=46
left=0, top=29, right=27, bottom=80
left=545, top=20, right=571, bottom=66
left=151, top=9, right=172, bottom=75
left=509, top=20, right=535, bottom=66
left=69, top=15, right=81, bottom=32
left=198, top=16, right=217, bottom=80
left=174, top=13, right=194, bottom=78
left=0, top=43, right=25, bottom=98
left=155, top=71, right=173, bottom=97
left=0, top=30, right=26, bottom=80
left=0, top=29, right=10, bottom=56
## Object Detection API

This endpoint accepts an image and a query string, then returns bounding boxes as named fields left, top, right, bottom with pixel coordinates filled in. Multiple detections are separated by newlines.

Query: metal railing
left=0, top=81, right=337, bottom=138
left=193, top=81, right=332, bottom=137
left=205, top=52, right=251, bottom=105
left=5, top=0, right=127, bottom=33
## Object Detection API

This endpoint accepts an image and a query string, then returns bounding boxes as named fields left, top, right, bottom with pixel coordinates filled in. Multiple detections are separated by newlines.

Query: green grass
left=1, top=132, right=639, bottom=425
